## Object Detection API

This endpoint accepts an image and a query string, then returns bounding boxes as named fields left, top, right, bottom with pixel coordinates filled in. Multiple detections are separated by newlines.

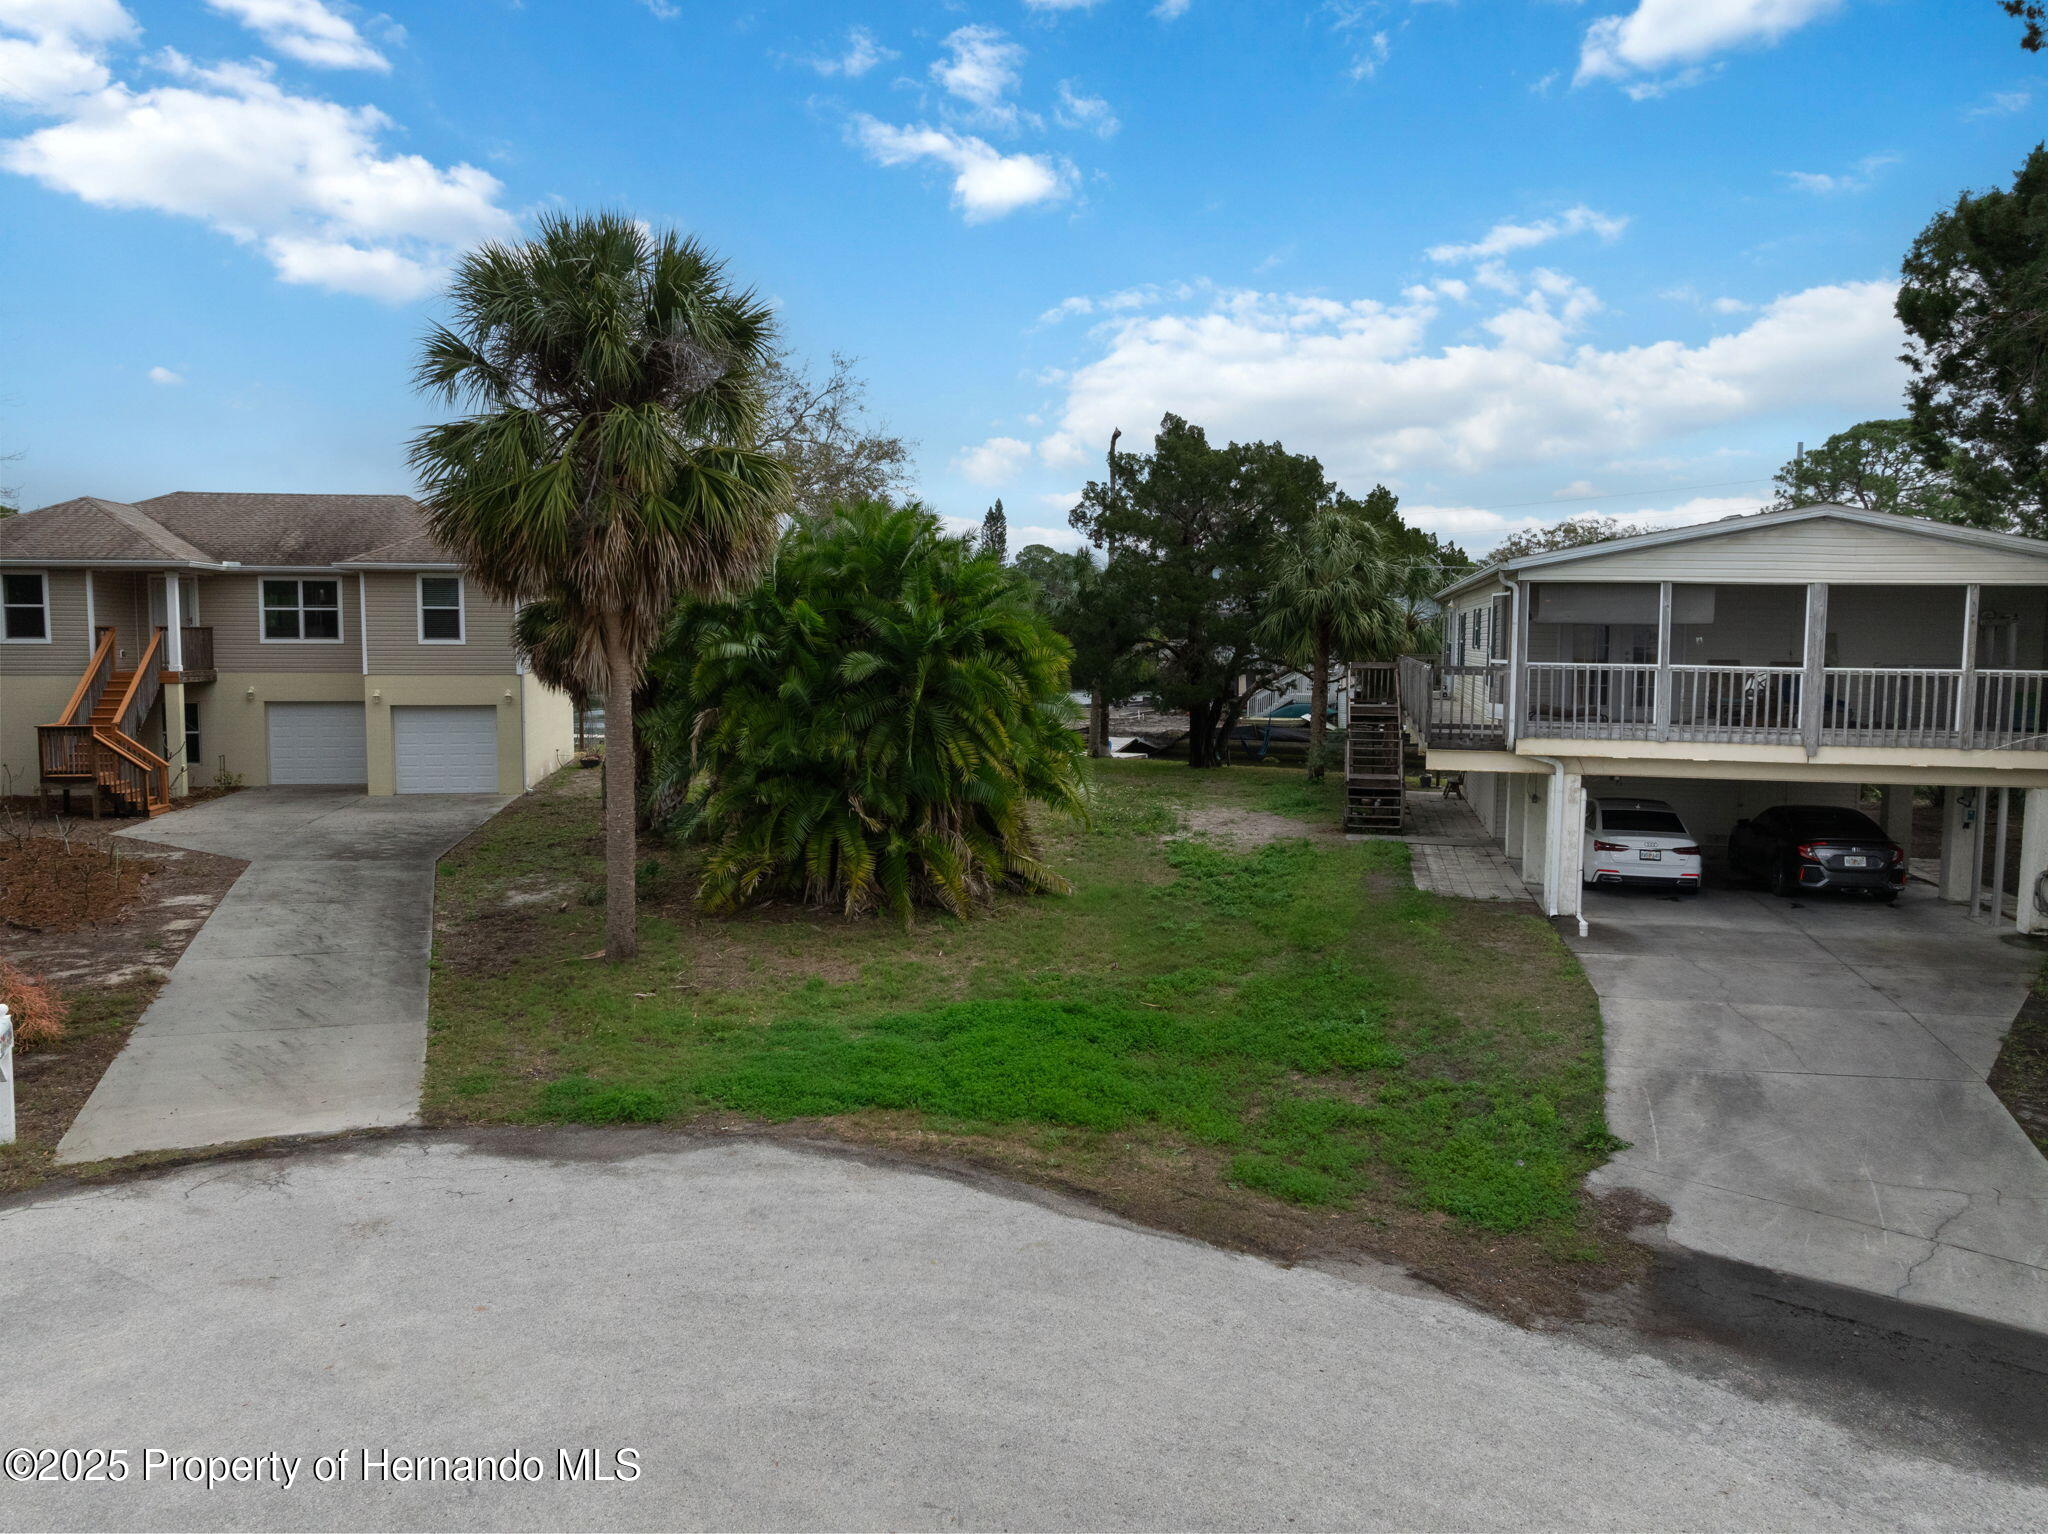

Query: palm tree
left=661, top=502, right=1085, bottom=922
left=1256, top=504, right=1414, bottom=780
left=411, top=211, right=790, bottom=960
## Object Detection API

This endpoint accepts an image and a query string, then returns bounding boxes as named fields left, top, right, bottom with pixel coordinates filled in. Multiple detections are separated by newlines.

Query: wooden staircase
left=36, top=626, right=173, bottom=817
left=1342, top=703, right=1407, bottom=834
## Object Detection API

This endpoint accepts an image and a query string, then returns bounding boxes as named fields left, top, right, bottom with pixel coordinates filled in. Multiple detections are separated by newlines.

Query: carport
left=1460, top=760, right=2048, bottom=936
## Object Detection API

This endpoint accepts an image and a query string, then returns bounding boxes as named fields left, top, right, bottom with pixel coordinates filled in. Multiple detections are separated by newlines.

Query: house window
left=418, top=575, right=464, bottom=643
left=2, top=571, right=49, bottom=641
left=261, top=578, right=341, bottom=641
left=184, top=700, right=203, bottom=774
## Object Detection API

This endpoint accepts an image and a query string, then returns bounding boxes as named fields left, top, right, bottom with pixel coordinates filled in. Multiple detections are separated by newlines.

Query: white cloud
left=1780, top=152, right=1898, bottom=195
left=1153, top=0, right=1190, bottom=17
left=932, top=24, right=1025, bottom=127
left=204, top=0, right=388, bottom=72
left=1029, top=274, right=1905, bottom=490
left=1427, top=205, right=1628, bottom=264
left=3, top=49, right=513, bottom=300
left=1322, top=5, right=1392, bottom=81
left=848, top=114, right=1069, bottom=222
left=1577, top=0, right=1843, bottom=95
left=146, top=364, right=183, bottom=384
left=1054, top=80, right=1118, bottom=138
left=954, top=435, right=1035, bottom=485
left=1037, top=281, right=1204, bottom=327
left=801, top=25, right=892, bottom=79
left=1413, top=495, right=1769, bottom=558
left=1022, top=0, right=1107, bottom=10
left=1966, top=89, right=2032, bottom=119
left=0, top=0, right=135, bottom=110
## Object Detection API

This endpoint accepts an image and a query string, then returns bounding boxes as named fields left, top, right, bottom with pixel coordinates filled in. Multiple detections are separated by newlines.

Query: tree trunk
left=1308, top=633, right=1332, bottom=782
left=1089, top=687, right=1109, bottom=757
left=603, top=625, right=640, bottom=962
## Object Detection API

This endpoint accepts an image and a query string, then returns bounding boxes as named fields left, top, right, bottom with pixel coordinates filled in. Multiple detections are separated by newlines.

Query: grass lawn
left=426, top=760, right=1646, bottom=1319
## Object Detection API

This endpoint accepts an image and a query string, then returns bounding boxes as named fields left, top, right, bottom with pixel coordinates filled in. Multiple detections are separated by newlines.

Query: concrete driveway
left=4, top=1135, right=2043, bottom=1532
left=1575, top=881, right=2048, bottom=1335
left=55, top=789, right=507, bottom=1164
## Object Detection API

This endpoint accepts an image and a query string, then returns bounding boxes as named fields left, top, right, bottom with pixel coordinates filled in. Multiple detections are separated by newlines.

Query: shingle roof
left=0, top=497, right=213, bottom=563
left=339, top=530, right=460, bottom=566
left=0, top=491, right=461, bottom=568
left=134, top=492, right=452, bottom=566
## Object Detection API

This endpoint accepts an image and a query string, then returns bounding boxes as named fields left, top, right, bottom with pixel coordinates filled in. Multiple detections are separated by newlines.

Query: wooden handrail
left=109, top=628, right=164, bottom=741
left=53, top=626, right=117, bottom=726
left=92, top=727, right=170, bottom=773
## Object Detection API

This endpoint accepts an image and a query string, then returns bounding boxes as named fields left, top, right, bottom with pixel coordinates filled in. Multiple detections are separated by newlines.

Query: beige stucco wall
left=365, top=674, right=524, bottom=795
left=0, top=674, right=81, bottom=795
left=198, top=672, right=367, bottom=788
left=520, top=670, right=576, bottom=788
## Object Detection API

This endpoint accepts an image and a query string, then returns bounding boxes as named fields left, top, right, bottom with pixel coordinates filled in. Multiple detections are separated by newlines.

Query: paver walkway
left=56, top=789, right=506, bottom=1164
left=1575, top=883, right=2048, bottom=1335
left=1373, top=790, right=1536, bottom=903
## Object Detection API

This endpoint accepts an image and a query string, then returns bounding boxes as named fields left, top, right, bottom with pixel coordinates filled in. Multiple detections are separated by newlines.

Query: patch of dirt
left=1989, top=983, right=2048, bottom=1156
left=0, top=819, right=246, bottom=1195
left=0, top=836, right=154, bottom=931
left=1172, top=804, right=1325, bottom=848
left=745, top=1113, right=1663, bottom=1328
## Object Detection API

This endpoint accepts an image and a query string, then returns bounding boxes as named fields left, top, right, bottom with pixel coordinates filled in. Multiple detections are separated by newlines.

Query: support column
left=1521, top=774, right=1548, bottom=885
left=1940, top=788, right=1977, bottom=904
left=162, top=572, right=188, bottom=797
left=1799, top=581, right=1829, bottom=757
left=1502, top=775, right=1526, bottom=863
left=1542, top=766, right=1587, bottom=920
left=1878, top=785, right=1915, bottom=846
left=2018, top=788, right=2048, bottom=935
left=162, top=681, right=188, bottom=797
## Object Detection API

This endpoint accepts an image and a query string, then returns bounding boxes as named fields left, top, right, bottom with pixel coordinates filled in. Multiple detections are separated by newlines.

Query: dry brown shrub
left=0, top=958, right=67, bottom=1048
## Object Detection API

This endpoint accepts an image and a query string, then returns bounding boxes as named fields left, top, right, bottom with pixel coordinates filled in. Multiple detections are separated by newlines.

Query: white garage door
left=393, top=705, right=499, bottom=794
left=267, top=703, right=367, bottom=785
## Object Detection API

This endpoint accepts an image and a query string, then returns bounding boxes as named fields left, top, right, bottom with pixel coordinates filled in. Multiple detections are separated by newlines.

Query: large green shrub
left=659, top=502, right=1086, bottom=919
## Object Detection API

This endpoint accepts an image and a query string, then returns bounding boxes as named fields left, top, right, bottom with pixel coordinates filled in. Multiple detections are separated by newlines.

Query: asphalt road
left=3, top=1132, right=2043, bottom=1532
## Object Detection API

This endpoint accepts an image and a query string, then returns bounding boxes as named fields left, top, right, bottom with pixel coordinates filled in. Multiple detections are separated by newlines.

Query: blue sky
left=1, top=0, right=2042, bottom=553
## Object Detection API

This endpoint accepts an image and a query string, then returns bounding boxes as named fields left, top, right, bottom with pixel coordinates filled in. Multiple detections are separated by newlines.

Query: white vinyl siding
left=267, top=702, right=367, bottom=784
left=392, top=705, right=498, bottom=793
left=360, top=571, right=517, bottom=674
left=1524, top=519, right=2048, bottom=585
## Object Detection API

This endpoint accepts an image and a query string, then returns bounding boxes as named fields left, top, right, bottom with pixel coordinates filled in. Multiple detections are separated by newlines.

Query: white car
left=1584, top=797, right=1703, bottom=891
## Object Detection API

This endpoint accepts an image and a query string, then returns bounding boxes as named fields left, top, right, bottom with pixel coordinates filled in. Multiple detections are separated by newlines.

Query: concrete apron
left=55, top=789, right=508, bottom=1164
left=1572, top=882, right=2048, bottom=1336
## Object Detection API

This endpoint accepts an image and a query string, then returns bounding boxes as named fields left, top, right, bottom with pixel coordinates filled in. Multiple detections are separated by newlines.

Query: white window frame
left=1, top=570, right=51, bottom=643
left=258, top=577, right=345, bottom=644
left=417, top=573, right=466, bottom=645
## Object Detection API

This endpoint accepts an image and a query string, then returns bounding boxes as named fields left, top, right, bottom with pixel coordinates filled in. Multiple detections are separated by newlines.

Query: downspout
left=1526, top=753, right=1587, bottom=937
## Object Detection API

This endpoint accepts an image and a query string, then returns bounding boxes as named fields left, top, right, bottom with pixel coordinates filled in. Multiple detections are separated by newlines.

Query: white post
left=2017, top=788, right=2048, bottom=935
left=0, top=1004, right=14, bottom=1147
left=1941, top=788, right=1976, bottom=904
left=163, top=572, right=184, bottom=671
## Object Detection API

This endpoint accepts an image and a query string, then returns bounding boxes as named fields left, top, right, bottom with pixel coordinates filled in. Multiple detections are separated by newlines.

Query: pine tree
left=979, top=498, right=1008, bottom=562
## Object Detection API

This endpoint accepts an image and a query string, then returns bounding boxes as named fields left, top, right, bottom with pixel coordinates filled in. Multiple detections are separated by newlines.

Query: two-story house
left=0, top=492, right=577, bottom=811
left=1392, top=502, right=2048, bottom=932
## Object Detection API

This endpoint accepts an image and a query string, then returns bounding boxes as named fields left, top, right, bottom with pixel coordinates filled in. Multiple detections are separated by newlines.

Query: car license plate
left=1842, top=855, right=1870, bottom=868
left=1640, top=849, right=1662, bottom=861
